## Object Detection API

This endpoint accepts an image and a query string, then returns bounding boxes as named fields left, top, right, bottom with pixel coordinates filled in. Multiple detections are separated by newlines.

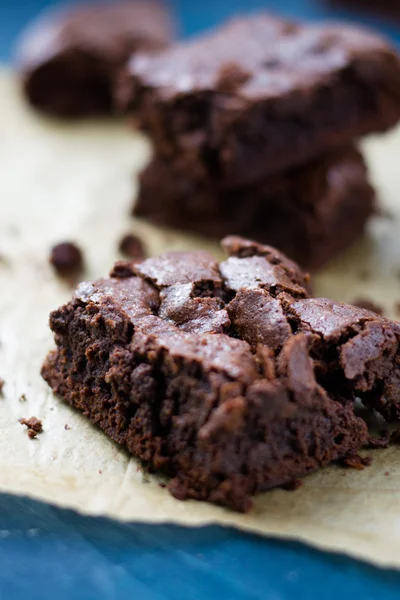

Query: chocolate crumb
left=99, top=470, right=102, bottom=474
left=385, top=471, right=390, bottom=476
left=351, top=298, right=383, bottom=315
left=19, top=394, right=27, bottom=402
left=0, top=378, right=5, bottom=395
left=159, top=482, right=167, bottom=488
left=342, top=454, right=372, bottom=470
left=282, top=479, right=303, bottom=491
left=367, top=430, right=390, bottom=449
left=118, top=233, right=145, bottom=261
left=64, top=424, right=70, bottom=430
left=19, top=416, right=43, bottom=439
left=50, top=242, right=83, bottom=277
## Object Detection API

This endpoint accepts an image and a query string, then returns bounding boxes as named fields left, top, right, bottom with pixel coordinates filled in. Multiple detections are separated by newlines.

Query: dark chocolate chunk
left=118, top=233, right=146, bottom=261
left=50, top=242, right=83, bottom=277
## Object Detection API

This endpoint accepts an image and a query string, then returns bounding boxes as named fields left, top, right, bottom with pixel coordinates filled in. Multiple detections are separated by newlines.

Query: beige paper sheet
left=1, top=70, right=400, bottom=568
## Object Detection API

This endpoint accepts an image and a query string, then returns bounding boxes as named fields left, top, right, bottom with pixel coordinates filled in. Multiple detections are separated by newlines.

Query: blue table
left=2, top=2, right=400, bottom=598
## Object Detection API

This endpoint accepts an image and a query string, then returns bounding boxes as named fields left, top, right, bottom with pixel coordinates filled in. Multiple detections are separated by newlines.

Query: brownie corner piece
left=120, top=12, right=400, bottom=185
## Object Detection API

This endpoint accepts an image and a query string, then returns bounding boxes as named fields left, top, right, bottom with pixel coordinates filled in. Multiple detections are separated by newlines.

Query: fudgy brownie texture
left=43, top=236, right=400, bottom=511
left=118, top=13, right=400, bottom=187
left=135, top=147, right=375, bottom=269
left=17, top=1, right=174, bottom=117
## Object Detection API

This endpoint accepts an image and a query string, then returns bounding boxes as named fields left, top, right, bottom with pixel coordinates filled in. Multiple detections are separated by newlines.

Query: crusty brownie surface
left=118, top=12, right=400, bottom=187
left=17, top=0, right=175, bottom=117
left=42, top=237, right=400, bottom=510
left=135, top=146, right=375, bottom=269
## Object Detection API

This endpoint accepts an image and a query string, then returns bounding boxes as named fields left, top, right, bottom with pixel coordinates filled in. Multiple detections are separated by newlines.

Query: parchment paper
left=1, top=70, right=400, bottom=568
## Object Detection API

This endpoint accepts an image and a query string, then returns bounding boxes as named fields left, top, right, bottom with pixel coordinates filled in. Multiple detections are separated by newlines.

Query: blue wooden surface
left=1, top=493, right=400, bottom=600
left=2, top=1, right=400, bottom=598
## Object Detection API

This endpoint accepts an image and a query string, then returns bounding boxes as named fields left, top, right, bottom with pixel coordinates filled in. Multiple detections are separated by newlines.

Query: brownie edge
left=42, top=236, right=400, bottom=511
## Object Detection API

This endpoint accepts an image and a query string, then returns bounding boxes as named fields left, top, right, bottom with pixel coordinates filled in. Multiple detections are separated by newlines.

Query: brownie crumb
left=351, top=298, right=383, bottom=315
left=19, top=394, right=27, bottom=402
left=0, top=378, right=5, bottom=395
left=282, top=479, right=303, bottom=491
left=385, top=471, right=390, bottom=476
left=342, top=454, right=372, bottom=470
left=367, top=430, right=390, bottom=449
left=50, top=242, right=83, bottom=277
left=159, top=482, right=167, bottom=489
left=19, top=416, right=43, bottom=439
left=118, top=233, right=146, bottom=261
left=64, top=423, right=70, bottom=430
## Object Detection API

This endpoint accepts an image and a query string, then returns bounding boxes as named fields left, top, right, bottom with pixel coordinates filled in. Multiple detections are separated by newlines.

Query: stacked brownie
left=117, top=13, right=400, bottom=268
left=42, top=236, right=400, bottom=511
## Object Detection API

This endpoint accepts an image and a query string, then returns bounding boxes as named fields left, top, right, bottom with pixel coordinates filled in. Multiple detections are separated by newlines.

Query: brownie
left=17, top=1, right=175, bottom=117
left=118, top=13, right=400, bottom=187
left=134, top=147, right=375, bottom=269
left=41, top=236, right=400, bottom=510
left=327, top=0, right=400, bottom=20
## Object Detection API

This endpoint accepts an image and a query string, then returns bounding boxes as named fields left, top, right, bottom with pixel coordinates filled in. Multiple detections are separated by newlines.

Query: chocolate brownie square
left=118, top=13, right=400, bottom=187
left=328, top=0, right=400, bottom=20
left=134, top=146, right=375, bottom=269
left=43, top=236, right=400, bottom=511
left=17, top=1, right=175, bottom=117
